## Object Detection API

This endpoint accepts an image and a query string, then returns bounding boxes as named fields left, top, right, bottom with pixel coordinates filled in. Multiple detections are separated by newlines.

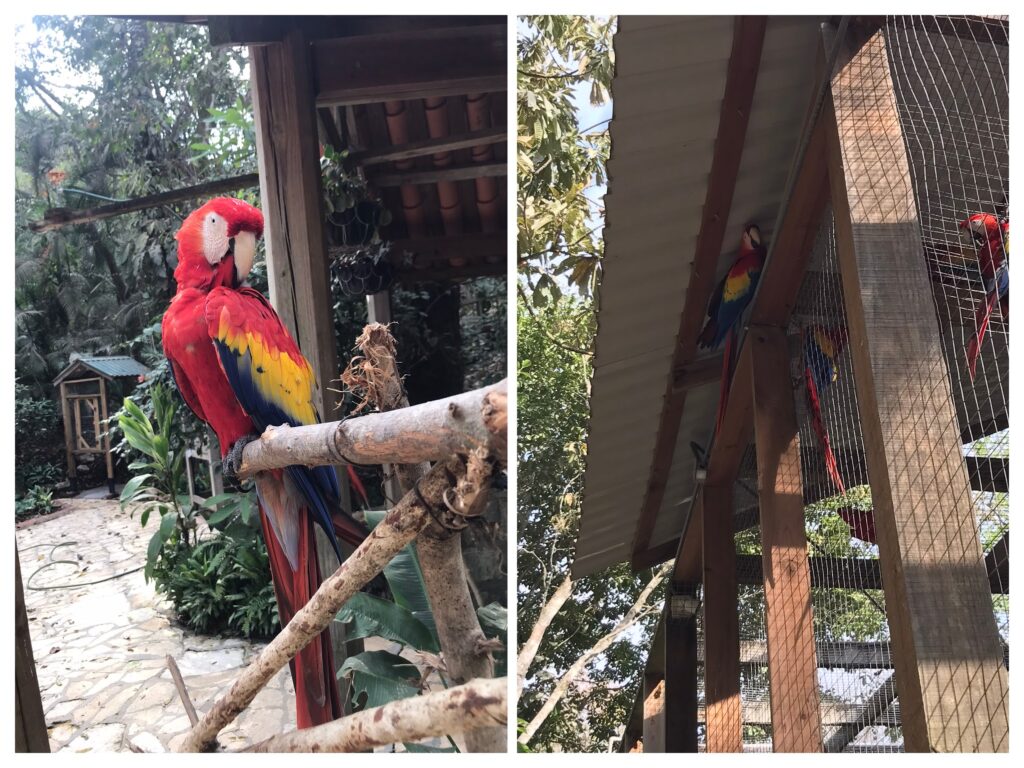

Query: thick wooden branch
left=237, top=379, right=507, bottom=477
left=177, top=459, right=461, bottom=752
left=245, top=677, right=507, bottom=753
left=27, top=173, right=260, bottom=233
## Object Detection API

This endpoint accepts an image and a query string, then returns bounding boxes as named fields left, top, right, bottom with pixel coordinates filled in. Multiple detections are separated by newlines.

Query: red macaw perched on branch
left=698, top=224, right=767, bottom=433
left=162, top=197, right=367, bottom=729
left=802, top=325, right=848, bottom=494
left=961, top=212, right=1009, bottom=380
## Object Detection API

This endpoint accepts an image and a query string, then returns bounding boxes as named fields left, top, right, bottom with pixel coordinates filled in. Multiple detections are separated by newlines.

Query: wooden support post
left=702, top=486, right=742, bottom=752
left=748, top=327, right=822, bottom=752
left=15, top=550, right=49, bottom=753
left=250, top=24, right=357, bottom=710
left=99, top=379, right=114, bottom=494
left=59, top=382, right=76, bottom=488
left=641, top=675, right=666, bottom=753
left=664, top=589, right=699, bottom=753
left=824, top=28, right=1009, bottom=752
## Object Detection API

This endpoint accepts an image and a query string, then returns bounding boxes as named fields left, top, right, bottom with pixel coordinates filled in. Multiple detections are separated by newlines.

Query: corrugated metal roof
left=53, top=355, right=151, bottom=384
left=574, top=16, right=823, bottom=578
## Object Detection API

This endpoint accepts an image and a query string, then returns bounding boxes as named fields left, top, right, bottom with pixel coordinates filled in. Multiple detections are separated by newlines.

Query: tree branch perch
left=236, top=379, right=508, bottom=476
left=245, top=677, right=507, bottom=753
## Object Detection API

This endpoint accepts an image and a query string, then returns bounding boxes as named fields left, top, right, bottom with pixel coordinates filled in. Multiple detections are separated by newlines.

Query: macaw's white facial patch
left=233, top=230, right=257, bottom=280
left=202, top=212, right=231, bottom=266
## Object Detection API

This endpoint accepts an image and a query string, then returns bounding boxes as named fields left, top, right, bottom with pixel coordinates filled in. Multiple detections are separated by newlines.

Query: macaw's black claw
left=223, top=433, right=260, bottom=479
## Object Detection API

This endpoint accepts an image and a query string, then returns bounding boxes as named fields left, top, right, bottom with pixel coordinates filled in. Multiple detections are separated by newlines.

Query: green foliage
left=15, top=382, right=64, bottom=494
left=15, top=17, right=250, bottom=390
left=338, top=510, right=506, bottom=745
left=116, top=382, right=275, bottom=639
left=116, top=384, right=195, bottom=580
left=518, top=299, right=660, bottom=752
left=158, top=507, right=279, bottom=639
left=16, top=486, right=56, bottom=521
left=518, top=16, right=614, bottom=301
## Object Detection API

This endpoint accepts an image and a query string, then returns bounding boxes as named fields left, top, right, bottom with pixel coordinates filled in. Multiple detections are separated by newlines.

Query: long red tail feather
left=259, top=493, right=341, bottom=729
left=966, top=289, right=999, bottom=380
left=804, top=367, right=845, bottom=494
left=346, top=465, right=370, bottom=509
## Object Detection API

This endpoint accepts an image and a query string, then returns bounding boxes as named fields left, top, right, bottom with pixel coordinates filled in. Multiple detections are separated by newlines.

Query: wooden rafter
left=631, top=16, right=767, bottom=569
left=313, top=24, right=506, bottom=107
left=367, top=161, right=506, bottom=188
left=349, top=127, right=506, bottom=167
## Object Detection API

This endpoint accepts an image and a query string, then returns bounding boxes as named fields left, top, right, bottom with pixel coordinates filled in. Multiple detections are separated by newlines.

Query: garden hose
left=21, top=541, right=144, bottom=591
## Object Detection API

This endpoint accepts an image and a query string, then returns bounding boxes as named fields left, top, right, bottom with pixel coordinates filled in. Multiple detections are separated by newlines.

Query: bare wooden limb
left=245, top=677, right=507, bottom=753
left=236, top=379, right=507, bottom=477
left=176, top=459, right=461, bottom=752
left=517, top=575, right=573, bottom=696
left=166, top=655, right=200, bottom=728
left=26, top=173, right=260, bottom=233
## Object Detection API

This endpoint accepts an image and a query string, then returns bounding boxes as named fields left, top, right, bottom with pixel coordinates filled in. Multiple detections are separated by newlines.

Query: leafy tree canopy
left=518, top=16, right=613, bottom=306
left=15, top=16, right=251, bottom=391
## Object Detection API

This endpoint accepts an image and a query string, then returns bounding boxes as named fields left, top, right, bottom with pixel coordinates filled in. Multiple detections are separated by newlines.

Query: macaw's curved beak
left=232, top=230, right=258, bottom=285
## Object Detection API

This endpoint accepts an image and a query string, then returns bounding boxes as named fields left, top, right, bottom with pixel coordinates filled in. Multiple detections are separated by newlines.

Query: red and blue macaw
left=699, top=224, right=767, bottom=433
left=803, top=324, right=848, bottom=495
left=960, top=212, right=1009, bottom=380
left=162, top=197, right=367, bottom=729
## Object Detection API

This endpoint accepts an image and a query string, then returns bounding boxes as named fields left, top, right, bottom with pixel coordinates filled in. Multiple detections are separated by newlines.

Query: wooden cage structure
left=53, top=355, right=150, bottom=494
left=573, top=16, right=1008, bottom=754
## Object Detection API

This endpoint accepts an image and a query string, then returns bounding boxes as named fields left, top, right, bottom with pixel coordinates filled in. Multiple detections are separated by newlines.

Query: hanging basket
left=335, top=248, right=394, bottom=296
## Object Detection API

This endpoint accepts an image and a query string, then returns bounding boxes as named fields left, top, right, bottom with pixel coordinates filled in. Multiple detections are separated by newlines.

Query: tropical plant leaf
left=336, top=592, right=438, bottom=652
left=364, top=509, right=438, bottom=640
left=402, top=743, right=457, bottom=753
left=339, top=650, right=420, bottom=711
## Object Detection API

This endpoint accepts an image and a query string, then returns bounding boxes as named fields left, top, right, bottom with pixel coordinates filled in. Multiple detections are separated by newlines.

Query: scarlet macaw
left=699, top=224, right=767, bottom=433
left=960, top=212, right=1009, bottom=380
left=161, top=197, right=367, bottom=728
left=803, top=324, right=848, bottom=496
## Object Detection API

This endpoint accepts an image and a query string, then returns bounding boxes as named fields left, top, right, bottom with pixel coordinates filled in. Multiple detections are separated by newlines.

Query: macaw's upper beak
left=231, top=230, right=258, bottom=285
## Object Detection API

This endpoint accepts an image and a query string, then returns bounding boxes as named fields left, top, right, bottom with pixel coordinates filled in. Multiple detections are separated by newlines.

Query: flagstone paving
left=18, top=497, right=456, bottom=754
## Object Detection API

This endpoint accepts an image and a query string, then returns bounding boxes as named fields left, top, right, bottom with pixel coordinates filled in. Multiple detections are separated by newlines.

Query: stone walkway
left=16, top=498, right=428, bottom=753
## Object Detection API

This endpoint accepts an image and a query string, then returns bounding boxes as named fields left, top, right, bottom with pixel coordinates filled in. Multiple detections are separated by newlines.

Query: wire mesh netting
left=789, top=208, right=902, bottom=752
left=885, top=14, right=1009, bottom=642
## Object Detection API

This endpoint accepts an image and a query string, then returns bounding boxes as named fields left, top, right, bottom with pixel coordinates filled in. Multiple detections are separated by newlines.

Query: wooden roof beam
left=208, top=15, right=503, bottom=46
left=313, top=25, right=506, bottom=107
left=349, top=127, right=506, bottom=167
left=367, top=161, right=505, bottom=188
left=631, top=16, right=767, bottom=570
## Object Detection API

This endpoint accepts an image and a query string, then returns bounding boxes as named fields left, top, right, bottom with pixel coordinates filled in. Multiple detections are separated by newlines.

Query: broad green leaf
left=402, top=744, right=457, bottom=753
left=159, top=511, right=177, bottom=539
left=364, top=509, right=437, bottom=640
left=477, top=602, right=507, bottom=636
left=336, top=592, right=438, bottom=652
left=120, top=473, right=153, bottom=503
left=206, top=505, right=237, bottom=527
left=338, top=650, right=420, bottom=710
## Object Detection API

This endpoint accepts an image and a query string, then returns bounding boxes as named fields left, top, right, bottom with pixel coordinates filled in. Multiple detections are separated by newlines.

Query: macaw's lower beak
left=232, top=230, right=257, bottom=284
